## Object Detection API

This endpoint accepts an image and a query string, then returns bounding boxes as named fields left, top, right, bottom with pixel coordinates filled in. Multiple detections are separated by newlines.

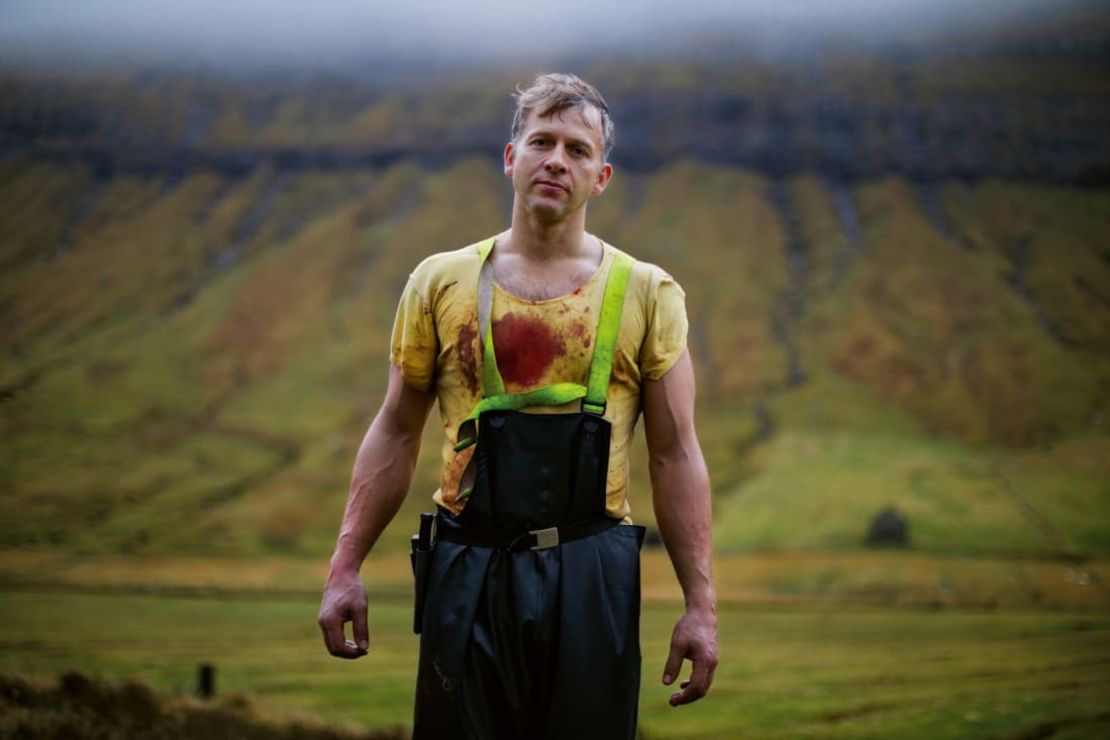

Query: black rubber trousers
left=412, top=410, right=645, bottom=740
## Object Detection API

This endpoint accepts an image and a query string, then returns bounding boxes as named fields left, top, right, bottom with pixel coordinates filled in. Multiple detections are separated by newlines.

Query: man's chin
left=525, top=198, right=568, bottom=222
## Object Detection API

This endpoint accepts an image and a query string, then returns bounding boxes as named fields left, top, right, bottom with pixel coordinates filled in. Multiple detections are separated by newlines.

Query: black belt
left=435, top=515, right=620, bottom=552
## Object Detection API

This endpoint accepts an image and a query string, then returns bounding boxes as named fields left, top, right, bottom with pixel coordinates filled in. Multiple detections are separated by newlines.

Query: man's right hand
left=318, top=570, right=370, bottom=659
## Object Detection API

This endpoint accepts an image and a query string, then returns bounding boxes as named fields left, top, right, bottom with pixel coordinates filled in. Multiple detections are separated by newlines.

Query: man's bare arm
left=318, top=363, right=435, bottom=659
left=642, top=349, right=718, bottom=706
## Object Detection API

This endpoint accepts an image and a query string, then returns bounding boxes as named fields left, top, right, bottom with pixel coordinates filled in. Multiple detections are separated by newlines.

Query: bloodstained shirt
left=389, top=237, right=688, bottom=520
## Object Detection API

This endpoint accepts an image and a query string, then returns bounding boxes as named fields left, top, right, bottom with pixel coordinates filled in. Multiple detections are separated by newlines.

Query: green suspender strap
left=454, top=237, right=634, bottom=453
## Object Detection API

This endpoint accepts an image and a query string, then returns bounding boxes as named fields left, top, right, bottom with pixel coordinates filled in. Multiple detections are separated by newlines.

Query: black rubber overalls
left=411, top=238, right=645, bottom=740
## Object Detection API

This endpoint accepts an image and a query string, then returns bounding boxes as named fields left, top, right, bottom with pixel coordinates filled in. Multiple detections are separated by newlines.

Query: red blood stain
left=492, top=312, right=566, bottom=387
left=456, top=322, right=480, bottom=395
left=570, top=321, right=591, bottom=348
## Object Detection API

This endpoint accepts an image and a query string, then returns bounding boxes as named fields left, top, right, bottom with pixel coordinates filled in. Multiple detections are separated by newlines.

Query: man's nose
left=544, top=144, right=568, bottom=171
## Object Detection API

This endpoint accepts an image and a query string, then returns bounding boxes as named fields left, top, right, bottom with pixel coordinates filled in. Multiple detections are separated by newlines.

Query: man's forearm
left=329, top=409, right=425, bottom=575
left=650, top=443, right=715, bottom=610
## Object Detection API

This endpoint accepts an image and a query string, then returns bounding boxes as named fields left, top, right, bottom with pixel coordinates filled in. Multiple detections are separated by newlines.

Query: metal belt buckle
left=530, top=527, right=560, bottom=550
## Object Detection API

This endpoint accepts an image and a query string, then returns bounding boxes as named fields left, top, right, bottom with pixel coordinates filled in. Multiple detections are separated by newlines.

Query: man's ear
left=503, top=142, right=515, bottom=178
left=592, top=162, right=614, bottom=196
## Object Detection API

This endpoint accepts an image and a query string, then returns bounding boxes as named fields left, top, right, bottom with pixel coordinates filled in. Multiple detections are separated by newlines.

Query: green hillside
left=1, top=152, right=1107, bottom=560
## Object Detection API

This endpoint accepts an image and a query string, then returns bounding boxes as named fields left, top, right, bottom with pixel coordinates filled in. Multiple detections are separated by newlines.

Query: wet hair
left=511, top=73, right=614, bottom=162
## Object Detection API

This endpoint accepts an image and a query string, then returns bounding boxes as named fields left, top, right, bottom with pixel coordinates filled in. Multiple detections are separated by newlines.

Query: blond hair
left=511, top=73, right=614, bottom=161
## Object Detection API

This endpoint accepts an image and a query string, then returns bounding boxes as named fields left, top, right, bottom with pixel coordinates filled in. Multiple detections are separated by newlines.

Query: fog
left=0, top=0, right=1094, bottom=70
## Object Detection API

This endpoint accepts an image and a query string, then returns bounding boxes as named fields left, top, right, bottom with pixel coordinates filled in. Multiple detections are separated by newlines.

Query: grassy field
left=2, top=551, right=1109, bottom=738
left=2, top=584, right=1108, bottom=739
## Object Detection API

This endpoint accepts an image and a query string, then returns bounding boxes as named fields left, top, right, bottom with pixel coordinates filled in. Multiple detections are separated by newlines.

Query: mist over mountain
left=3, top=43, right=1109, bottom=186
left=1, top=0, right=1105, bottom=69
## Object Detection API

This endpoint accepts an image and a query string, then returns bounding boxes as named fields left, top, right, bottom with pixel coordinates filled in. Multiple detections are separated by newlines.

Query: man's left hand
left=662, top=606, right=719, bottom=706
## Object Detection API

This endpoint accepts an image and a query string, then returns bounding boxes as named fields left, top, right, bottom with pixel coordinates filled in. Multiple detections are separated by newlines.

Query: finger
left=319, top=612, right=362, bottom=659
left=318, top=616, right=339, bottom=655
left=352, top=604, right=370, bottom=652
left=669, top=682, right=704, bottom=706
left=662, top=637, right=686, bottom=685
left=669, top=656, right=711, bottom=706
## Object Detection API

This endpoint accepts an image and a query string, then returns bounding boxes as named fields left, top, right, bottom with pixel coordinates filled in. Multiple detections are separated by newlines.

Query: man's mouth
left=536, top=180, right=568, bottom=192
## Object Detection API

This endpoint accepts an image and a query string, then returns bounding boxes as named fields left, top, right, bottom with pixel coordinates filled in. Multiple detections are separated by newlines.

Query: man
left=318, top=73, right=717, bottom=739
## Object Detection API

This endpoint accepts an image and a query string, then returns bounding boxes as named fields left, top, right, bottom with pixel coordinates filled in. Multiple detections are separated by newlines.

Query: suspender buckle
left=530, top=527, right=560, bottom=550
left=581, top=400, right=607, bottom=415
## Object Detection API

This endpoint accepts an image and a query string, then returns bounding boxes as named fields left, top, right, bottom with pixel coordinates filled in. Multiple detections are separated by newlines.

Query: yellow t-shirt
left=389, top=237, right=688, bottom=520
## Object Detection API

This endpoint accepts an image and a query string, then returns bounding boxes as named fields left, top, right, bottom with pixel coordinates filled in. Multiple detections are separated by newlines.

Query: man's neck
left=501, top=200, right=594, bottom=262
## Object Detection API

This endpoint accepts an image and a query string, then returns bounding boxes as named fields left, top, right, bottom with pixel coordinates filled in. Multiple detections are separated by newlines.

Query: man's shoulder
left=631, top=257, right=676, bottom=286
left=607, top=244, right=682, bottom=299
left=406, top=239, right=487, bottom=297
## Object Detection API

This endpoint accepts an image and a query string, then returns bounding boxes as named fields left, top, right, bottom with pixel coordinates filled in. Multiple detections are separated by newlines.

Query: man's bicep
left=379, top=363, right=436, bottom=437
left=642, top=349, right=697, bottom=456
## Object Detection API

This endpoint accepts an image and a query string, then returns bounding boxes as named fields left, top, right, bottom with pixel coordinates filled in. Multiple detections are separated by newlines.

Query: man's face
left=504, top=104, right=613, bottom=223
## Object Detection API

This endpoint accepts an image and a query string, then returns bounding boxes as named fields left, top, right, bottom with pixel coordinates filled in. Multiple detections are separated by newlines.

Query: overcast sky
left=0, top=0, right=1091, bottom=69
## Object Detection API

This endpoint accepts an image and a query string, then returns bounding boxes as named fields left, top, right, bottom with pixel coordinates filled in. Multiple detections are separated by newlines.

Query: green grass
left=712, top=406, right=1110, bottom=560
left=1, top=588, right=1107, bottom=739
